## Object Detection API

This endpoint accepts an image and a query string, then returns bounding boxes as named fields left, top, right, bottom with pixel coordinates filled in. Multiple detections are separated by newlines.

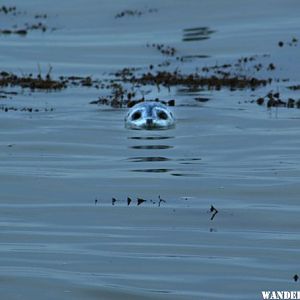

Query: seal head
left=125, top=102, right=175, bottom=130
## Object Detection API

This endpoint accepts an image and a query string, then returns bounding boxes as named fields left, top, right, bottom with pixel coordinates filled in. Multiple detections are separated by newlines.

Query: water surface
left=1, top=0, right=300, bottom=299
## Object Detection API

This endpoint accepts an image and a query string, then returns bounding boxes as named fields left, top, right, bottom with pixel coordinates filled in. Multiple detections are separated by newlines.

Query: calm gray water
left=1, top=0, right=300, bottom=299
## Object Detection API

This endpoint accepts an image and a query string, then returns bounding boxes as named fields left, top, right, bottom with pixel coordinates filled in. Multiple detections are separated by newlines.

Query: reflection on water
left=128, top=136, right=174, bottom=140
left=127, top=134, right=202, bottom=175
left=171, top=172, right=201, bottom=177
left=130, top=145, right=173, bottom=150
left=127, top=134, right=174, bottom=148
left=128, top=133, right=174, bottom=173
left=177, top=86, right=206, bottom=95
left=179, top=54, right=210, bottom=62
left=131, top=168, right=172, bottom=173
left=182, top=26, right=216, bottom=42
left=177, top=87, right=212, bottom=105
left=178, top=158, right=202, bottom=164
left=128, top=157, right=170, bottom=162
left=194, top=96, right=210, bottom=102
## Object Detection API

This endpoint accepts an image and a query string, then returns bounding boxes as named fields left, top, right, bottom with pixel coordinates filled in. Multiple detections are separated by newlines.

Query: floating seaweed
left=146, top=43, right=176, bottom=57
left=128, top=71, right=269, bottom=90
left=0, top=71, right=66, bottom=90
left=0, top=105, right=54, bottom=113
left=0, top=5, right=17, bottom=15
left=253, top=91, right=300, bottom=109
left=115, top=8, right=158, bottom=19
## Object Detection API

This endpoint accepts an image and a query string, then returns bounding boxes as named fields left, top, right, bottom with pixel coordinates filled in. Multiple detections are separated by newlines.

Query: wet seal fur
left=125, top=101, right=175, bottom=130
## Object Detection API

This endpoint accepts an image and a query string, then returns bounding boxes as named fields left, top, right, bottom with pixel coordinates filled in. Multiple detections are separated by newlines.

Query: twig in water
left=293, top=274, right=299, bottom=282
left=137, top=198, right=146, bottom=206
left=158, top=195, right=166, bottom=207
left=210, top=205, right=218, bottom=220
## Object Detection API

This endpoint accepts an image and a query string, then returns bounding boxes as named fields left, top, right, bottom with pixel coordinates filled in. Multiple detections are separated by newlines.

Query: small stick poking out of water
left=95, top=198, right=98, bottom=205
left=137, top=198, right=146, bottom=206
left=158, top=195, right=166, bottom=207
left=293, top=274, right=299, bottom=282
left=112, top=197, right=117, bottom=206
left=127, top=197, right=132, bottom=206
left=210, top=205, right=218, bottom=220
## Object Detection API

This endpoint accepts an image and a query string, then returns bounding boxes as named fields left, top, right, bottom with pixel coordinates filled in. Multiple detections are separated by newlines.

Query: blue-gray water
left=1, top=1, right=300, bottom=299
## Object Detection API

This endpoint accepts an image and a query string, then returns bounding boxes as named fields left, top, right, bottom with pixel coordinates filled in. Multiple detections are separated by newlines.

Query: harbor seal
left=125, top=101, right=175, bottom=130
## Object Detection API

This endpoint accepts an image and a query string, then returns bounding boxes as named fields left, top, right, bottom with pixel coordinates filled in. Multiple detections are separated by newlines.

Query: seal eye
left=157, top=111, right=168, bottom=120
left=131, top=111, right=142, bottom=121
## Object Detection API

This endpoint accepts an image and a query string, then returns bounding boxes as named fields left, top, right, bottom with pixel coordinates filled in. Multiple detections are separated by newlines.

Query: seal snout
left=146, top=118, right=153, bottom=126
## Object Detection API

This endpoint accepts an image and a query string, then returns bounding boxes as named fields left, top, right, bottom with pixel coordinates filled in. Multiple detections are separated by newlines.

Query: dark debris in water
left=115, top=8, right=158, bottom=19
left=201, top=55, right=275, bottom=75
left=146, top=43, right=176, bottom=57
left=137, top=198, right=147, bottom=206
left=112, top=197, right=117, bottom=206
left=210, top=205, right=219, bottom=221
left=288, top=85, right=300, bottom=90
left=34, top=13, right=48, bottom=19
left=93, top=197, right=221, bottom=222
left=60, top=75, right=103, bottom=89
left=96, top=195, right=168, bottom=207
left=0, top=104, right=54, bottom=113
left=0, top=29, right=27, bottom=35
left=278, top=37, right=298, bottom=48
left=252, top=91, right=300, bottom=109
left=89, top=82, right=127, bottom=107
left=158, top=195, right=166, bottom=207
left=0, top=22, right=52, bottom=35
left=0, top=5, right=17, bottom=15
left=0, top=5, right=55, bottom=35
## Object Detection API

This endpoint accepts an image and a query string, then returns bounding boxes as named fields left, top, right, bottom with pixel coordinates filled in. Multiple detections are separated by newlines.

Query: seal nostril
left=131, top=111, right=141, bottom=121
left=146, top=119, right=153, bottom=125
left=157, top=111, right=168, bottom=120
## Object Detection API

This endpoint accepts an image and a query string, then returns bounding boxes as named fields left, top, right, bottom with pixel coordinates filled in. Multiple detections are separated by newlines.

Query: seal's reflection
left=127, top=135, right=174, bottom=173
